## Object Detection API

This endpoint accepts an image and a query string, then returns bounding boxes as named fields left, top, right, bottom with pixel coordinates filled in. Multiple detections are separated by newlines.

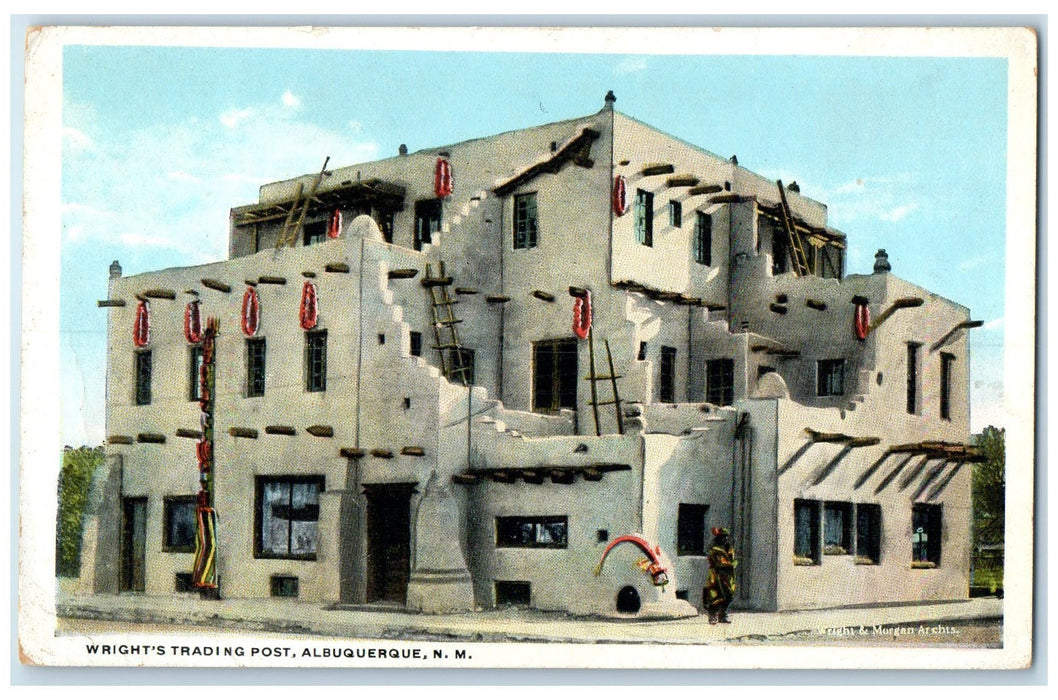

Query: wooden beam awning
left=887, top=441, right=984, bottom=461
left=930, top=319, right=985, bottom=352
left=804, top=428, right=880, bottom=447
left=452, top=463, right=631, bottom=486
left=756, top=202, right=847, bottom=249
left=493, top=128, right=601, bottom=196
left=612, top=279, right=707, bottom=306
left=231, top=178, right=406, bottom=226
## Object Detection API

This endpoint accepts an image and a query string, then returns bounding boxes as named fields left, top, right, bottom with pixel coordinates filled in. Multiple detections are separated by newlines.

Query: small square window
left=597, top=529, right=609, bottom=543
left=255, top=476, right=325, bottom=560
left=271, top=575, right=299, bottom=598
left=303, top=220, right=327, bottom=246
left=817, top=359, right=845, bottom=397
left=495, top=581, right=531, bottom=606
left=174, top=573, right=194, bottom=592
left=163, top=496, right=197, bottom=552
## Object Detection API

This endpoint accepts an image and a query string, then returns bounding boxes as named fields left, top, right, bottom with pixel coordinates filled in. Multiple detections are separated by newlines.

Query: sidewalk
left=55, top=591, right=1004, bottom=645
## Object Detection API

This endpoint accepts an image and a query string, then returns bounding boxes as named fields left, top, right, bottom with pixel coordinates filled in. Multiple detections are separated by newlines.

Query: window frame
left=188, top=345, right=204, bottom=402
left=906, top=342, right=922, bottom=415
left=823, top=501, right=853, bottom=555
left=911, top=503, right=943, bottom=567
left=855, top=503, right=882, bottom=565
left=817, top=358, right=846, bottom=397
left=302, top=219, right=327, bottom=246
left=940, top=352, right=955, bottom=421
left=413, top=198, right=442, bottom=251
left=305, top=330, right=328, bottom=393
left=676, top=503, right=710, bottom=556
left=162, top=495, right=198, bottom=553
left=634, top=189, right=654, bottom=246
left=254, top=475, right=326, bottom=560
left=134, top=349, right=152, bottom=406
left=246, top=337, right=266, bottom=398
left=659, top=345, right=677, bottom=403
left=706, top=358, right=735, bottom=406
left=794, top=499, right=821, bottom=565
left=495, top=515, right=569, bottom=549
left=669, top=199, right=682, bottom=228
left=513, top=191, right=539, bottom=250
left=694, top=211, right=712, bottom=266
left=532, top=338, right=578, bottom=414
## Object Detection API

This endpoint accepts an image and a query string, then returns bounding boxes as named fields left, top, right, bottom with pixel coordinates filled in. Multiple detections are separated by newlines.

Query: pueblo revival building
left=78, top=93, right=984, bottom=617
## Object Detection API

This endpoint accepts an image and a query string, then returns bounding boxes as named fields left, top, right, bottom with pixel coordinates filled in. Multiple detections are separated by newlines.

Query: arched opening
left=616, top=585, right=641, bottom=614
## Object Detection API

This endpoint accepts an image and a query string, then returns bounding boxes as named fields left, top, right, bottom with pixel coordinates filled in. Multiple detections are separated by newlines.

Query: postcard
left=19, top=24, right=1037, bottom=670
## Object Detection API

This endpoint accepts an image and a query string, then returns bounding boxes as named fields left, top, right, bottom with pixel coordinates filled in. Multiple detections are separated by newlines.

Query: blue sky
left=60, top=45, right=1008, bottom=445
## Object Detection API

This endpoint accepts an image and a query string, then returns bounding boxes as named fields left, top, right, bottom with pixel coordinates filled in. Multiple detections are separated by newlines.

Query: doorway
left=364, top=483, right=415, bottom=604
left=120, top=497, right=147, bottom=592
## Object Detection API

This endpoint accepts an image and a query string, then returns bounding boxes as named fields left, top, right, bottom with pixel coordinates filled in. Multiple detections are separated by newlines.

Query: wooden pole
left=605, top=339, right=624, bottom=435
left=588, top=327, right=601, bottom=437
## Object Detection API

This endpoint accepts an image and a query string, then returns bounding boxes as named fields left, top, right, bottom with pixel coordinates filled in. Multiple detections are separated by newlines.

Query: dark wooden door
left=365, top=485, right=412, bottom=603
left=120, top=497, right=147, bottom=592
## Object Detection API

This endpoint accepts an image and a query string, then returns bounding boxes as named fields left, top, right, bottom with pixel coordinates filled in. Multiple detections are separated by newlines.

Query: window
left=906, top=342, right=921, bottom=415
left=514, top=192, right=538, bottom=249
left=378, top=333, right=386, bottom=345
left=855, top=503, right=882, bottom=565
left=532, top=339, right=578, bottom=413
left=496, top=516, right=568, bottom=548
left=305, top=330, right=327, bottom=392
left=378, top=209, right=395, bottom=243
left=634, top=189, right=654, bottom=246
left=912, top=503, right=942, bottom=567
left=174, top=573, right=194, bottom=592
left=817, top=359, right=845, bottom=397
left=247, top=338, right=266, bottom=398
left=448, top=347, right=475, bottom=386
left=677, top=503, right=709, bottom=556
left=794, top=499, right=820, bottom=564
left=669, top=200, right=682, bottom=227
left=706, top=358, right=735, bottom=406
left=303, top=220, right=327, bottom=246
left=189, top=346, right=204, bottom=401
left=270, top=575, right=299, bottom=598
left=163, top=496, right=197, bottom=552
left=638, top=341, right=647, bottom=361
left=659, top=346, right=677, bottom=403
left=767, top=217, right=790, bottom=275
left=409, top=331, right=422, bottom=357
left=255, top=476, right=324, bottom=559
left=940, top=353, right=955, bottom=420
left=823, top=502, right=853, bottom=555
left=414, top=198, right=442, bottom=251
left=495, top=581, right=531, bottom=606
left=597, top=529, right=609, bottom=543
left=134, top=350, right=152, bottom=406
left=694, top=211, right=712, bottom=265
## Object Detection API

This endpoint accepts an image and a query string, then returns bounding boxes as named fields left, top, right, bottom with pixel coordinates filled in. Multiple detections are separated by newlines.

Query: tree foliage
left=972, top=426, right=1005, bottom=547
left=56, top=445, right=103, bottom=577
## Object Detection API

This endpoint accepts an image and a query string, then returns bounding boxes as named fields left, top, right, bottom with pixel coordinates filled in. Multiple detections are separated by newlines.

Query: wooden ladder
left=777, top=180, right=811, bottom=276
left=422, top=261, right=470, bottom=386
left=584, top=329, right=624, bottom=436
left=276, top=157, right=330, bottom=249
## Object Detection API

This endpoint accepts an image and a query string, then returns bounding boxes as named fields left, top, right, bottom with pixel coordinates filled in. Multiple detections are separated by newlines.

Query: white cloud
left=614, top=56, right=647, bottom=75
left=879, top=204, right=917, bottom=222
left=220, top=107, right=255, bottom=128
left=281, top=90, right=302, bottom=109
left=63, top=126, right=95, bottom=152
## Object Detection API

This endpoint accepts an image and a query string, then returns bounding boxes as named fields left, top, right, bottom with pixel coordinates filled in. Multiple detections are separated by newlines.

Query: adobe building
left=78, top=93, right=983, bottom=617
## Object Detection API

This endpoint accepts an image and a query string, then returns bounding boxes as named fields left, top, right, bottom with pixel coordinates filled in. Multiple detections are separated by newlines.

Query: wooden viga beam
left=930, top=319, right=985, bottom=352
left=804, top=428, right=880, bottom=447
left=865, top=296, right=925, bottom=335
